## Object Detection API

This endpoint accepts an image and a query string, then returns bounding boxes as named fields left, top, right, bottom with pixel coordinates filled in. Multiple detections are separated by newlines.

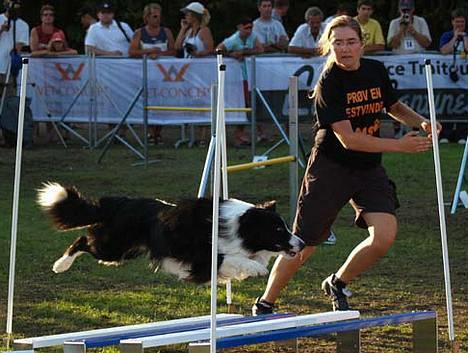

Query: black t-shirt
left=314, top=58, right=398, bottom=169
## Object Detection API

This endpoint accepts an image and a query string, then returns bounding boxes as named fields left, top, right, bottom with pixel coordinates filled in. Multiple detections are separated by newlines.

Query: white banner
left=27, top=57, right=247, bottom=124
left=27, top=54, right=467, bottom=124
left=247, top=54, right=468, bottom=90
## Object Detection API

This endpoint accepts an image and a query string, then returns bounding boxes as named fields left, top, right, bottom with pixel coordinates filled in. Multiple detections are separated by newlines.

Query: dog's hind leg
left=53, top=235, right=90, bottom=273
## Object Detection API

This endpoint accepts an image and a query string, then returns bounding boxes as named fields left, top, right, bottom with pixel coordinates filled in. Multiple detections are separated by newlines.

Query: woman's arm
left=30, top=27, right=40, bottom=52
left=175, top=20, right=189, bottom=50
left=331, top=119, right=432, bottom=153
left=193, top=27, right=214, bottom=57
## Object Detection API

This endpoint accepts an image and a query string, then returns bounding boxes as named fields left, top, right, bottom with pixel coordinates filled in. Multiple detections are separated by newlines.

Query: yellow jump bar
left=227, top=155, right=296, bottom=173
left=145, top=106, right=252, bottom=113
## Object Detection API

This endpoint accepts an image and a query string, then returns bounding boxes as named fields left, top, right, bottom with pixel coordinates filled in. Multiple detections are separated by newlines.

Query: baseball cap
left=238, top=16, right=253, bottom=25
left=399, top=0, right=414, bottom=10
left=51, top=32, right=65, bottom=42
left=97, top=2, right=115, bottom=12
left=180, top=2, right=205, bottom=15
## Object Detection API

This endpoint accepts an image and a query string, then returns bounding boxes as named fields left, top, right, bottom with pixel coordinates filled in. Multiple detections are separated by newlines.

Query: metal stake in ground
left=424, top=59, right=459, bottom=353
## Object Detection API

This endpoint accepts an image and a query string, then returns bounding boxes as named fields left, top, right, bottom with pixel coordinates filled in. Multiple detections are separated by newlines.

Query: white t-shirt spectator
left=387, top=15, right=431, bottom=53
left=289, top=23, right=326, bottom=49
left=85, top=20, right=134, bottom=56
left=253, top=18, right=288, bottom=46
left=0, top=14, right=29, bottom=74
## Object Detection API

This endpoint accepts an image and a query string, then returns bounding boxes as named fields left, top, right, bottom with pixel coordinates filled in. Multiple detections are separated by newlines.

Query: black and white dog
left=37, top=183, right=305, bottom=284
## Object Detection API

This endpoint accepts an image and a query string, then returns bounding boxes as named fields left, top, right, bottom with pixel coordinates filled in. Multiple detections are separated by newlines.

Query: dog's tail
left=37, top=182, right=101, bottom=231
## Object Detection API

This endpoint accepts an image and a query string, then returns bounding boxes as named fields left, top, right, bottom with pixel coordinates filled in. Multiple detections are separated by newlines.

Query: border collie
left=37, top=183, right=305, bottom=284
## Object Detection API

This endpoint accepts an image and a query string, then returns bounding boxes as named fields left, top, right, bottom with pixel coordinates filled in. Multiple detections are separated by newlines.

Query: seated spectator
left=354, top=0, right=385, bottom=53
left=253, top=0, right=288, bottom=53
left=78, top=6, right=97, bottom=31
left=85, top=2, right=134, bottom=56
left=387, top=0, right=431, bottom=53
left=129, top=3, right=176, bottom=146
left=324, top=2, right=354, bottom=25
left=272, top=0, right=289, bottom=23
left=30, top=5, right=66, bottom=54
left=31, top=31, right=78, bottom=56
left=288, top=6, right=325, bottom=57
left=217, top=17, right=264, bottom=147
left=175, top=2, right=214, bottom=58
left=439, top=8, right=467, bottom=144
left=440, top=8, right=468, bottom=55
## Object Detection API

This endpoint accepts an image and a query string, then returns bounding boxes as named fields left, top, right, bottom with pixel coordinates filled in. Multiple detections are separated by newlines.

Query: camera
left=4, top=0, right=21, bottom=20
left=184, top=42, right=196, bottom=55
left=401, top=13, right=410, bottom=25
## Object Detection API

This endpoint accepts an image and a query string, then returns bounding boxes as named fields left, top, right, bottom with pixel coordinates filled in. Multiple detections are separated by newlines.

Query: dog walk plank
left=120, top=311, right=360, bottom=352
left=63, top=313, right=294, bottom=351
left=216, top=311, right=437, bottom=349
left=13, top=314, right=240, bottom=350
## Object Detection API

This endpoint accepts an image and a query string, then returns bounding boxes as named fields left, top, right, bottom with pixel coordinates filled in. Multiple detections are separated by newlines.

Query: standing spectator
left=85, top=2, right=134, bottom=56
left=175, top=2, right=214, bottom=58
left=387, top=0, right=431, bottom=53
left=129, top=3, right=176, bottom=145
left=175, top=2, right=214, bottom=146
left=288, top=7, right=325, bottom=57
left=31, top=31, right=78, bottom=56
left=439, top=8, right=468, bottom=144
left=0, top=3, right=28, bottom=97
left=324, top=3, right=354, bottom=26
left=217, top=17, right=264, bottom=147
left=78, top=6, right=97, bottom=31
left=30, top=5, right=66, bottom=54
left=272, top=0, right=289, bottom=23
left=354, top=0, right=385, bottom=53
left=252, top=15, right=439, bottom=315
left=253, top=0, right=289, bottom=53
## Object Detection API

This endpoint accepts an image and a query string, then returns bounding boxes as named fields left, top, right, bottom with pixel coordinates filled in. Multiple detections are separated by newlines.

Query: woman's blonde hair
left=143, top=3, right=162, bottom=24
left=189, top=8, right=211, bottom=27
left=311, top=15, right=363, bottom=106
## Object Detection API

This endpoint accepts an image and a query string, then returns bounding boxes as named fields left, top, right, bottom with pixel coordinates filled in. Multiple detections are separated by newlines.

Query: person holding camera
left=440, top=8, right=468, bottom=55
left=175, top=2, right=213, bottom=59
left=387, top=0, right=431, bottom=53
left=438, top=8, right=467, bottom=145
left=0, top=0, right=28, bottom=97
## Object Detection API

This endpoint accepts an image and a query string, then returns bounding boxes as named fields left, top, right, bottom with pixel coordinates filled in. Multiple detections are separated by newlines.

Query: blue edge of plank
left=77, top=313, right=295, bottom=348
left=217, top=311, right=436, bottom=349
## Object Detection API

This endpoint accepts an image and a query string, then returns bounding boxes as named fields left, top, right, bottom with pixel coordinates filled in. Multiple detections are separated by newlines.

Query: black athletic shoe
left=321, top=274, right=352, bottom=311
left=252, top=298, right=275, bottom=316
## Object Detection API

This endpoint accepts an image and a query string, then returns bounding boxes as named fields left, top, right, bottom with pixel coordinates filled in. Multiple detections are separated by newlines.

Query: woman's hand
left=398, top=131, right=432, bottom=153
left=420, top=119, right=442, bottom=140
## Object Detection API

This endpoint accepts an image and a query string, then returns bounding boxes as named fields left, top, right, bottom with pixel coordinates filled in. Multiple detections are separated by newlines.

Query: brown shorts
left=293, top=149, right=399, bottom=246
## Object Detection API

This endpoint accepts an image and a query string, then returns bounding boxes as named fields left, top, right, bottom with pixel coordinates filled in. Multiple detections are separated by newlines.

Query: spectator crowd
left=0, top=0, right=466, bottom=146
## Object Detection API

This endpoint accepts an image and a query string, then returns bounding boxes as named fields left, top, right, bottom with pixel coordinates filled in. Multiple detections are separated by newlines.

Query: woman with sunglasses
left=253, top=15, right=440, bottom=315
left=30, top=5, right=66, bottom=54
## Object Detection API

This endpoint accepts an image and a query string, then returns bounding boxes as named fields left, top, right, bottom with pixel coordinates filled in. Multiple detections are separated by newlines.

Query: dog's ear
left=257, top=200, right=276, bottom=211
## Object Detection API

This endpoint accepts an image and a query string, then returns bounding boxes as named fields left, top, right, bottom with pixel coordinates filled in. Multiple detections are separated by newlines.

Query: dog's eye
left=276, top=227, right=283, bottom=232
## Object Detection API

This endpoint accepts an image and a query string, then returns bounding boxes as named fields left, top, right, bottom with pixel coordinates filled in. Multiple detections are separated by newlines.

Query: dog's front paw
left=244, top=261, right=269, bottom=277
left=52, top=255, right=74, bottom=273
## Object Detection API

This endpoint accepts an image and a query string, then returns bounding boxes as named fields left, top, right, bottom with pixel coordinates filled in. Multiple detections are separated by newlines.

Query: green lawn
left=0, top=130, right=466, bottom=352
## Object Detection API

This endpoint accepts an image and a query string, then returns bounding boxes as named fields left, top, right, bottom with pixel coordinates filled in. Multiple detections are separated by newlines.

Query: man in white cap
left=85, top=2, right=134, bottom=56
left=387, top=0, right=431, bottom=53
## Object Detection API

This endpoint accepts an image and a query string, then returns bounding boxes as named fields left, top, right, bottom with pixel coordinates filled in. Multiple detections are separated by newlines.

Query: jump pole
left=6, top=58, right=29, bottom=340
left=424, top=59, right=458, bottom=352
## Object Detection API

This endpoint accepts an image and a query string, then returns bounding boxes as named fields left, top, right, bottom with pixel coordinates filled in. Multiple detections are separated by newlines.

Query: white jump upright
left=450, top=137, right=468, bottom=214
left=424, top=59, right=458, bottom=352
left=7, top=57, right=29, bottom=339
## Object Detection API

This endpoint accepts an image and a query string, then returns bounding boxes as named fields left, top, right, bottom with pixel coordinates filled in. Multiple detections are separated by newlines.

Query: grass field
left=0, top=125, right=467, bottom=352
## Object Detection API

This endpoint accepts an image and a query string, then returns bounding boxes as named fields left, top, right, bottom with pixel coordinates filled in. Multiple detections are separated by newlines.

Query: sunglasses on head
left=42, top=12, right=54, bottom=16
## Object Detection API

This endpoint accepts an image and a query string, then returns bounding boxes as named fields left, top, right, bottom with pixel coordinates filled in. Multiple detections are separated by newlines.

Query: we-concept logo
left=156, top=63, right=190, bottom=82
left=54, top=63, right=85, bottom=80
